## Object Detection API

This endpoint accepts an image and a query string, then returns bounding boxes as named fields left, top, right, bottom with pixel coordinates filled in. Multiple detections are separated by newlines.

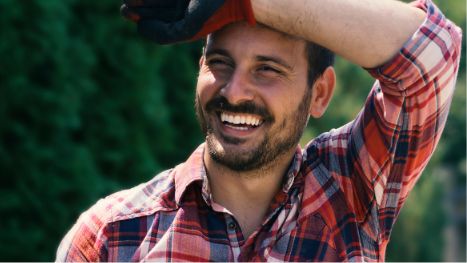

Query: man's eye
left=258, top=65, right=281, bottom=74
left=207, top=59, right=230, bottom=66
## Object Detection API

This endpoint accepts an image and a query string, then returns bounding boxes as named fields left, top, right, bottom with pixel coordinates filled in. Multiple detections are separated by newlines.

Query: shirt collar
left=173, top=143, right=304, bottom=205
left=173, top=144, right=206, bottom=205
left=282, top=146, right=304, bottom=193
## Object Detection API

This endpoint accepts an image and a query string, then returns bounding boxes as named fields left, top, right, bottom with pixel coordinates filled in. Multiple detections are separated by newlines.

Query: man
left=57, top=0, right=461, bottom=261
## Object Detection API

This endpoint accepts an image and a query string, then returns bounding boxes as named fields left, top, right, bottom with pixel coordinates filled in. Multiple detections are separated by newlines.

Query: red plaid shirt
left=57, top=0, right=461, bottom=261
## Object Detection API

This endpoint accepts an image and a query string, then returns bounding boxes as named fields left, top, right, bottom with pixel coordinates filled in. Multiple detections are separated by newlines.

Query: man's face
left=196, top=22, right=311, bottom=172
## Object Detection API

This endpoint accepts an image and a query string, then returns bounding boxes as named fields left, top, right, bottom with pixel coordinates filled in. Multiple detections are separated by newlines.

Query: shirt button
left=228, top=222, right=236, bottom=230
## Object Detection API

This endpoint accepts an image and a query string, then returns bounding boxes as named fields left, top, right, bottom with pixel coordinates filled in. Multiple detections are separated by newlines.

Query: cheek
left=263, top=90, right=307, bottom=129
left=196, top=73, right=219, bottom=106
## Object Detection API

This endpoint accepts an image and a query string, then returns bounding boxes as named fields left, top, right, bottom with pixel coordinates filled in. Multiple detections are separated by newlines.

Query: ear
left=309, top=66, right=336, bottom=118
left=199, top=56, right=205, bottom=68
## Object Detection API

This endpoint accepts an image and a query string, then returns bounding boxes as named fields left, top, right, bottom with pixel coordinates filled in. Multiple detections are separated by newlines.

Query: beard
left=195, top=89, right=312, bottom=172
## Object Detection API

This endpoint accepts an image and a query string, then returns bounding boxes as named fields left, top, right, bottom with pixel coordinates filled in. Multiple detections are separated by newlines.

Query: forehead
left=205, top=22, right=307, bottom=63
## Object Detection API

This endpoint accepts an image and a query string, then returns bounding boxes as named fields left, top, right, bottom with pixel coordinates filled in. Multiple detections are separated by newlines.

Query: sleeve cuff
left=366, top=0, right=461, bottom=97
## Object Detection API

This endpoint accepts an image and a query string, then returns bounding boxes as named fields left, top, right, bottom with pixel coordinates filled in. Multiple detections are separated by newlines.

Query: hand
left=121, top=0, right=256, bottom=44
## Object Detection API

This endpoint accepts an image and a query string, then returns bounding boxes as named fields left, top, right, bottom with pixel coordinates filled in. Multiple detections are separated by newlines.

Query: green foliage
left=386, top=0, right=466, bottom=261
left=0, top=0, right=464, bottom=261
left=0, top=0, right=202, bottom=260
left=386, top=165, right=447, bottom=261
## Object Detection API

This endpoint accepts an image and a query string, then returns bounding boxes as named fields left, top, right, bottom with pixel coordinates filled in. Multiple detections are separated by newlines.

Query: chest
left=105, top=164, right=383, bottom=261
left=106, top=211, right=339, bottom=261
left=105, top=200, right=379, bottom=261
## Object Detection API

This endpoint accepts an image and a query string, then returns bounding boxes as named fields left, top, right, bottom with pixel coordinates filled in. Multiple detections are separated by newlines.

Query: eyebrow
left=204, top=48, right=293, bottom=71
left=204, top=48, right=231, bottom=58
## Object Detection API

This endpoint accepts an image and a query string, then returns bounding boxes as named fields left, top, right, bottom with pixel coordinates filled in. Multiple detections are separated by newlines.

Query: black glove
left=121, top=0, right=256, bottom=44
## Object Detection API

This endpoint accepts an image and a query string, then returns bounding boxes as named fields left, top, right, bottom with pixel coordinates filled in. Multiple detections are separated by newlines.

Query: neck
left=203, top=145, right=296, bottom=237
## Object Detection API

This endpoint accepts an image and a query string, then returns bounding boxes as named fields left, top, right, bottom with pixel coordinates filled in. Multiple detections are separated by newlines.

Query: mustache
left=205, top=96, right=274, bottom=122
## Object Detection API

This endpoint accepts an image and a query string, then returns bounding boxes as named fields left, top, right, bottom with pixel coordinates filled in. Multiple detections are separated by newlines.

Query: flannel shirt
left=56, top=0, right=461, bottom=261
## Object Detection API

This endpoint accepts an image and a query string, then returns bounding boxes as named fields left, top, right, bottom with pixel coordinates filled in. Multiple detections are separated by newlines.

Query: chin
left=206, top=133, right=268, bottom=172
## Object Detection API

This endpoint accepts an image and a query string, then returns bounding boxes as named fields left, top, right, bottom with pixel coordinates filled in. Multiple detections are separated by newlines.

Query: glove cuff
left=239, top=0, right=256, bottom=26
left=191, top=0, right=256, bottom=41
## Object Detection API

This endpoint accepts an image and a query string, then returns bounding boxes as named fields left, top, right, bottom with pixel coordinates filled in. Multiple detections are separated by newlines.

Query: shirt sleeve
left=347, top=0, right=461, bottom=239
left=55, top=198, right=110, bottom=262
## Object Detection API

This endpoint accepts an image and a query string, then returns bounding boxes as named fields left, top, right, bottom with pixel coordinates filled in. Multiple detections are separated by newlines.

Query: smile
left=219, top=111, right=264, bottom=131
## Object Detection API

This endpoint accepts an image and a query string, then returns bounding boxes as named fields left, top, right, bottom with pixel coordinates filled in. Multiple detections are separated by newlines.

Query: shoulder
left=56, top=169, right=177, bottom=261
left=106, top=168, right=178, bottom=221
left=300, top=123, right=354, bottom=198
left=303, top=122, right=354, bottom=165
left=86, top=168, right=178, bottom=227
left=299, top=122, right=359, bottom=207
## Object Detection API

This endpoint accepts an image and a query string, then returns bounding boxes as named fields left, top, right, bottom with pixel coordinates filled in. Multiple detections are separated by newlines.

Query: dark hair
left=305, top=42, right=335, bottom=87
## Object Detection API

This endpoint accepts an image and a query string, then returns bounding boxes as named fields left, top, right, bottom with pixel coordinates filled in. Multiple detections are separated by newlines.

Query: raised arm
left=302, top=0, right=461, bottom=244
left=121, top=0, right=424, bottom=68
left=251, top=0, right=426, bottom=68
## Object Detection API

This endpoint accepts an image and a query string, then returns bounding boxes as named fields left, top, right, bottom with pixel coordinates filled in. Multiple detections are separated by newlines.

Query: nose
left=220, top=69, right=255, bottom=105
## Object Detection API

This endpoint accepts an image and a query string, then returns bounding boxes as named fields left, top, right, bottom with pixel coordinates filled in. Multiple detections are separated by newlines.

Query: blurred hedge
left=0, top=0, right=464, bottom=261
left=0, top=0, right=203, bottom=260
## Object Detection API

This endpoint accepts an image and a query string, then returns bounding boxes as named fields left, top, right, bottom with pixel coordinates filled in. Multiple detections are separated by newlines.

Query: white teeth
left=225, top=125, right=248, bottom=131
left=246, top=116, right=252, bottom=125
left=240, top=116, right=246, bottom=124
left=220, top=112, right=262, bottom=127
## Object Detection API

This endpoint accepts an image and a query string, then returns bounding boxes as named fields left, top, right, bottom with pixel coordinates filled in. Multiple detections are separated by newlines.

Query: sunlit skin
left=195, top=22, right=336, bottom=237
left=197, top=22, right=311, bottom=170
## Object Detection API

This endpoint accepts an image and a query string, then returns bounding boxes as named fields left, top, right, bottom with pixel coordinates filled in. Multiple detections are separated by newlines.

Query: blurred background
left=0, top=0, right=465, bottom=261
